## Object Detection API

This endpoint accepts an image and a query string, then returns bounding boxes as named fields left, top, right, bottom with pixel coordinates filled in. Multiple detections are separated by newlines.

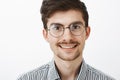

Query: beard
left=52, top=40, right=84, bottom=61
left=56, top=51, right=81, bottom=61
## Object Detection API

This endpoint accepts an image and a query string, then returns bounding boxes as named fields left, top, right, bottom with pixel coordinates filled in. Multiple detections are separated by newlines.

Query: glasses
left=47, top=23, right=85, bottom=38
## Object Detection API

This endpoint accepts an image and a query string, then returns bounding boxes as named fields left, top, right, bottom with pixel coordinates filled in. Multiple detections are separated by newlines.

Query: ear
left=43, top=29, right=49, bottom=42
left=85, top=26, right=91, bottom=40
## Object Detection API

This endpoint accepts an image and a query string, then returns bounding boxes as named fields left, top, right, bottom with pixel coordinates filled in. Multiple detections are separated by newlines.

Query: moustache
left=57, top=40, right=80, bottom=45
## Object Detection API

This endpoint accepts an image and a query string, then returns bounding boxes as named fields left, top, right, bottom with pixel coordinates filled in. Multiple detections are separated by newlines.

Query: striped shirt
left=17, top=59, right=115, bottom=80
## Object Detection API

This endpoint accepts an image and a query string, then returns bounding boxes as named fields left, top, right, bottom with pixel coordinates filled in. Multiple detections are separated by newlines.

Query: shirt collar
left=47, top=59, right=88, bottom=80
left=48, top=59, right=60, bottom=80
left=77, top=59, right=88, bottom=80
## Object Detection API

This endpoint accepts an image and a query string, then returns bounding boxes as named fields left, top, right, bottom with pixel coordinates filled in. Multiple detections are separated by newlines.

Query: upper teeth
left=59, top=44, right=76, bottom=48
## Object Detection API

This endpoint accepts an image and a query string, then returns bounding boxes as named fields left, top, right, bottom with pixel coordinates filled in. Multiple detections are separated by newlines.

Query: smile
left=59, top=44, right=78, bottom=49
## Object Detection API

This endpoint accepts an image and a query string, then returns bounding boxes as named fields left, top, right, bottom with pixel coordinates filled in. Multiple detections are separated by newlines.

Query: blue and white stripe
left=17, top=59, right=115, bottom=80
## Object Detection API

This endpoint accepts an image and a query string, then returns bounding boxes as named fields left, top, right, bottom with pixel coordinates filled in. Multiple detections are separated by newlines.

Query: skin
left=43, top=10, right=90, bottom=80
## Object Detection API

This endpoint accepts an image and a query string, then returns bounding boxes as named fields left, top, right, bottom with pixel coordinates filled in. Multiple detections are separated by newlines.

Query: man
left=18, top=0, right=115, bottom=80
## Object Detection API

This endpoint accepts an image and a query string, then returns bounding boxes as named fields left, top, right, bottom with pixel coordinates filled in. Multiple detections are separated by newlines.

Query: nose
left=62, top=28, right=73, bottom=41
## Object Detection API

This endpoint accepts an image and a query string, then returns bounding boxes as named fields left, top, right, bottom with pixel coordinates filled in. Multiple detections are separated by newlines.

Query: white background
left=0, top=0, right=120, bottom=80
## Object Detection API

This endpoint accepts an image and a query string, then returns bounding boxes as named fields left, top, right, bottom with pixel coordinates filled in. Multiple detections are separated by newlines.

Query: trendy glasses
left=47, top=22, right=85, bottom=38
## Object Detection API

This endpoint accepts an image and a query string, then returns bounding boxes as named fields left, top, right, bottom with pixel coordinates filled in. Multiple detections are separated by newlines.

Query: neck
left=54, top=56, right=83, bottom=80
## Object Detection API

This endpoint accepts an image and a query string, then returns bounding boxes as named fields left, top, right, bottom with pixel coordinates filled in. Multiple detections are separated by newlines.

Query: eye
left=51, top=24, right=63, bottom=31
left=71, top=24, right=81, bottom=31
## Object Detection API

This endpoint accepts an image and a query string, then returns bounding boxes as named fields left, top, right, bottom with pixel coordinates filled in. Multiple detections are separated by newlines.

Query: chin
left=57, top=53, right=80, bottom=61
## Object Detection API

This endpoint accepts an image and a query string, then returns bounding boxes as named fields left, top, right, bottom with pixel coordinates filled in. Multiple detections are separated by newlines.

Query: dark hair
left=40, top=0, right=89, bottom=29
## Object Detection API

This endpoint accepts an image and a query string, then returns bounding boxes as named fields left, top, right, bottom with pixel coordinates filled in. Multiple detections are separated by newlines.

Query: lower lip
left=59, top=45, right=77, bottom=52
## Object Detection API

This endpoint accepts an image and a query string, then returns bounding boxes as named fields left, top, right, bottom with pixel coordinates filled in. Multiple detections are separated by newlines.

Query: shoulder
left=17, top=63, right=50, bottom=80
left=86, top=64, right=115, bottom=80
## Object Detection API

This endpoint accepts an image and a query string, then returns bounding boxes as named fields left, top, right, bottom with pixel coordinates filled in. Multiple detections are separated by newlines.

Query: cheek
left=77, top=37, right=86, bottom=52
left=47, top=35, right=58, bottom=45
left=76, top=34, right=86, bottom=47
left=76, top=34, right=86, bottom=42
left=48, top=37, right=59, bottom=52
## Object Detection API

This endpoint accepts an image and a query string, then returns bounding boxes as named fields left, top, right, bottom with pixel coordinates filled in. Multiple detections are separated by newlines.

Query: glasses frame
left=47, top=23, right=86, bottom=38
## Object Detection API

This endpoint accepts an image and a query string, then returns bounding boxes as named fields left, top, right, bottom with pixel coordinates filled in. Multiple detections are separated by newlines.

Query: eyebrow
left=69, top=21, right=84, bottom=26
left=50, top=21, right=84, bottom=27
left=50, top=23, right=64, bottom=27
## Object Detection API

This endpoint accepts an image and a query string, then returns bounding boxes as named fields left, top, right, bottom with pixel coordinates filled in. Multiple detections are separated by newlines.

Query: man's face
left=43, top=10, right=90, bottom=61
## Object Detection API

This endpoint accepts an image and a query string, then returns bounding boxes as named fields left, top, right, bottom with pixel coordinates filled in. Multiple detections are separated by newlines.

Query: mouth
left=58, top=43, right=78, bottom=49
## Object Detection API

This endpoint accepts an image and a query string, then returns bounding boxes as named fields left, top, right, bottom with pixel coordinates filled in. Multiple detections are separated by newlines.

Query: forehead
left=47, top=10, right=85, bottom=26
